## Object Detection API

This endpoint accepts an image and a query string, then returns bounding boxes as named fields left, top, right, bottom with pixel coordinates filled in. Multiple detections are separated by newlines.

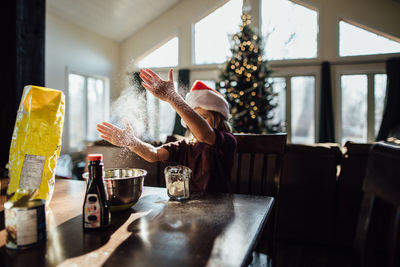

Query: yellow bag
left=7, top=85, right=65, bottom=203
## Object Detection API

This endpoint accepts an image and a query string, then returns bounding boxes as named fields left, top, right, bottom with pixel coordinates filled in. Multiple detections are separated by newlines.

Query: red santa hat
left=181, top=80, right=230, bottom=128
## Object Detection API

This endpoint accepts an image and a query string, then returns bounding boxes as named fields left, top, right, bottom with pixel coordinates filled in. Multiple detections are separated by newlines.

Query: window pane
left=269, top=77, right=286, bottom=130
left=374, top=74, right=387, bottom=137
left=341, top=75, right=367, bottom=144
left=291, top=76, right=314, bottom=144
left=68, top=74, right=85, bottom=150
left=159, top=98, right=176, bottom=142
left=194, top=0, right=242, bottom=64
left=147, top=81, right=178, bottom=141
left=146, top=90, right=157, bottom=140
left=339, top=21, right=400, bottom=57
left=138, top=37, right=179, bottom=68
left=262, top=0, right=318, bottom=60
left=87, top=78, right=105, bottom=141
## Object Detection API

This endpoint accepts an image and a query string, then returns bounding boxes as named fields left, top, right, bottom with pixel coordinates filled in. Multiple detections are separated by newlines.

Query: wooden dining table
left=0, top=179, right=274, bottom=267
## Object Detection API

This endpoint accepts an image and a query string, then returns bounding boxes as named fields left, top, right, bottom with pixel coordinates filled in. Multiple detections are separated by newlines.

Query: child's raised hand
left=96, top=119, right=135, bottom=147
left=139, top=68, right=176, bottom=102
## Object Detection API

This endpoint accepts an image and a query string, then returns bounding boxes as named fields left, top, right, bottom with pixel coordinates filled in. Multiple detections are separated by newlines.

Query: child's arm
left=96, top=120, right=169, bottom=163
left=139, top=68, right=216, bottom=145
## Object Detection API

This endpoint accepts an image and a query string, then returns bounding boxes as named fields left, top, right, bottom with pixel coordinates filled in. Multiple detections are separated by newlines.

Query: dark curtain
left=132, top=72, right=146, bottom=93
left=376, top=57, right=400, bottom=141
left=0, top=0, right=45, bottom=170
left=318, top=61, right=335, bottom=143
left=172, top=69, right=190, bottom=136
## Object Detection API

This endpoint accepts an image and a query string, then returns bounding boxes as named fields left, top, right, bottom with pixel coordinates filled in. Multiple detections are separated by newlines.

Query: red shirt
left=162, top=129, right=237, bottom=193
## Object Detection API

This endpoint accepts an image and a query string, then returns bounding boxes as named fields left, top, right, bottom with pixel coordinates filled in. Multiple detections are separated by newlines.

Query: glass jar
left=164, top=165, right=191, bottom=200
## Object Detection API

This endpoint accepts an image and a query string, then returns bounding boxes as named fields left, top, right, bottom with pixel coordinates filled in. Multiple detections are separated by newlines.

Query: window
left=68, top=73, right=109, bottom=151
left=146, top=80, right=178, bottom=142
left=339, top=21, right=400, bottom=57
left=269, top=77, right=286, bottom=130
left=291, top=76, right=315, bottom=144
left=374, top=74, right=387, bottom=136
left=341, top=75, right=368, bottom=144
left=194, top=0, right=242, bottom=64
left=261, top=0, right=318, bottom=60
left=269, top=75, right=315, bottom=144
left=136, top=37, right=179, bottom=141
left=340, top=73, right=387, bottom=144
left=137, top=37, right=179, bottom=68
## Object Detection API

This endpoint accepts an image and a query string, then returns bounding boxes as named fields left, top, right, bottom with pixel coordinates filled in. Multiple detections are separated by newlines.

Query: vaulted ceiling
left=47, top=0, right=184, bottom=42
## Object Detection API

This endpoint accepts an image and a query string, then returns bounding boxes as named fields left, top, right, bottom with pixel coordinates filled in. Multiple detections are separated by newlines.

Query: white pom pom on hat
left=181, top=80, right=230, bottom=128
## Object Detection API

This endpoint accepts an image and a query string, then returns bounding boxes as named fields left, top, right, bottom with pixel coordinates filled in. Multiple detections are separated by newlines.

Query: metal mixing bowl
left=82, top=168, right=147, bottom=212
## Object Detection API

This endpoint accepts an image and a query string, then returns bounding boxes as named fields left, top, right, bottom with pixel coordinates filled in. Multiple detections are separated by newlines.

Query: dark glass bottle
left=83, top=154, right=111, bottom=229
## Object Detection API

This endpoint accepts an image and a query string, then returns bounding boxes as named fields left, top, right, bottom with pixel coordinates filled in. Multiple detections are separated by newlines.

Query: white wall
left=45, top=12, right=120, bottom=153
left=45, top=12, right=120, bottom=97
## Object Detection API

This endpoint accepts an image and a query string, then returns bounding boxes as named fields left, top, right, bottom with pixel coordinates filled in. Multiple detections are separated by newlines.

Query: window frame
left=140, top=67, right=178, bottom=141
left=191, top=65, right=320, bottom=143
left=66, top=69, right=110, bottom=152
left=333, top=62, right=386, bottom=144
left=132, top=0, right=400, bottom=143
left=338, top=19, right=400, bottom=58
left=260, top=0, right=320, bottom=61
left=192, top=0, right=243, bottom=66
left=265, top=65, right=320, bottom=143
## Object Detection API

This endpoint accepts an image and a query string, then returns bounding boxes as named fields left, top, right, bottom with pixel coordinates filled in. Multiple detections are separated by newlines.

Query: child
left=97, top=68, right=237, bottom=193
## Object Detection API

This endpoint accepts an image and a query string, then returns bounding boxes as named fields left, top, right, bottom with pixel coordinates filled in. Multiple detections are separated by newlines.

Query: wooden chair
left=273, top=143, right=343, bottom=267
left=335, top=141, right=372, bottom=248
left=231, top=133, right=287, bottom=196
left=353, top=141, right=400, bottom=267
left=276, top=143, right=342, bottom=245
left=231, top=133, right=287, bottom=259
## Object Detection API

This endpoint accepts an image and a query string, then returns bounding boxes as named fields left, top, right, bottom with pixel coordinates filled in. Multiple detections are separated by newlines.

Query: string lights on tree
left=218, top=12, right=280, bottom=133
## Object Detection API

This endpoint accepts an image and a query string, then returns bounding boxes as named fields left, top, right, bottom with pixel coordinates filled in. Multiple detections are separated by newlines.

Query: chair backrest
left=335, top=141, right=372, bottom=247
left=230, top=133, right=286, bottom=255
left=276, top=143, right=342, bottom=245
left=230, top=133, right=287, bottom=196
left=353, top=142, right=400, bottom=267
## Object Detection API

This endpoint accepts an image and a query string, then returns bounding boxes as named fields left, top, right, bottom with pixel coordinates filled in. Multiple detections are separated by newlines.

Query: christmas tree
left=218, top=12, right=280, bottom=133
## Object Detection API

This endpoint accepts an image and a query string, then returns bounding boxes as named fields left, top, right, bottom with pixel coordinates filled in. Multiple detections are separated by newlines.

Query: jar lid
left=88, top=154, right=103, bottom=161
